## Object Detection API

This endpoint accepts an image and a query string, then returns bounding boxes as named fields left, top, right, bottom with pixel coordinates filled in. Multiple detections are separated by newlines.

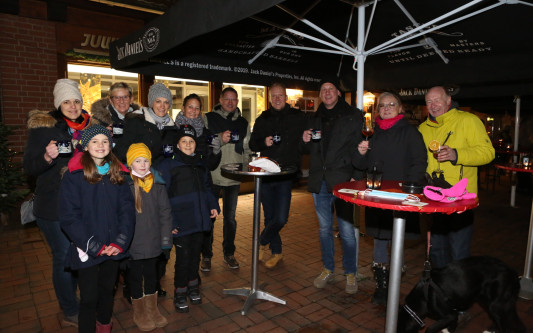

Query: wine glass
left=428, top=140, right=443, bottom=174
left=362, top=116, right=374, bottom=140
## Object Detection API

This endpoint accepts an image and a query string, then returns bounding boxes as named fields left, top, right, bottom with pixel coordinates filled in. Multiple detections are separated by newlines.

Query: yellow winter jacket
left=419, top=108, right=495, bottom=194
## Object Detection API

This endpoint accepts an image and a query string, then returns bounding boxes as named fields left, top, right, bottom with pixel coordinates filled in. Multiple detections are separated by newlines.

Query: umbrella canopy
left=110, top=0, right=533, bottom=113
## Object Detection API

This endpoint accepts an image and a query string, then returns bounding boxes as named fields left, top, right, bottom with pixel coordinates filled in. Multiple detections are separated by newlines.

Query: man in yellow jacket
left=419, top=86, right=495, bottom=268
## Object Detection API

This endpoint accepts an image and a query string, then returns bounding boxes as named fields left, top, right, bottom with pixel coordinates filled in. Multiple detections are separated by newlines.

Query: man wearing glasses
left=202, top=87, right=251, bottom=270
left=91, top=82, right=140, bottom=155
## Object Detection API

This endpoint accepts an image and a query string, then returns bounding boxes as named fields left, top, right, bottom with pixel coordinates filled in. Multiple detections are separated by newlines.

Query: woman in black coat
left=23, top=79, right=91, bottom=327
left=356, top=92, right=427, bottom=305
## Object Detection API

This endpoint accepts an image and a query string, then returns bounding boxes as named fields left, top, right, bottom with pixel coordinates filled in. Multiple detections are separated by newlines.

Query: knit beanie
left=177, top=124, right=197, bottom=141
left=319, top=76, right=342, bottom=92
left=148, top=83, right=172, bottom=108
left=80, top=125, right=113, bottom=150
left=126, top=143, right=152, bottom=167
left=53, top=79, right=83, bottom=109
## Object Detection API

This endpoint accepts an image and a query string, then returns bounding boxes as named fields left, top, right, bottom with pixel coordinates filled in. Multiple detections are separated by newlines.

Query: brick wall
left=0, top=13, right=57, bottom=161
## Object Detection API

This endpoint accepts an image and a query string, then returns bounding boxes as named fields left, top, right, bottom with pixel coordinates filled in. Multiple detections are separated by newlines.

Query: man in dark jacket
left=302, top=78, right=363, bottom=294
left=249, top=82, right=306, bottom=269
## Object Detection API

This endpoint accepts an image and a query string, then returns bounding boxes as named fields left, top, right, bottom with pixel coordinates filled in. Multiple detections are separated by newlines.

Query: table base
left=223, top=288, right=286, bottom=315
left=519, top=277, right=533, bottom=300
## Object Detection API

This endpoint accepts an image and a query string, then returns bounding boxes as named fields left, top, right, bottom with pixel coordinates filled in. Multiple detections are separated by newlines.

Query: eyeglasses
left=378, top=102, right=398, bottom=109
left=111, top=95, right=130, bottom=101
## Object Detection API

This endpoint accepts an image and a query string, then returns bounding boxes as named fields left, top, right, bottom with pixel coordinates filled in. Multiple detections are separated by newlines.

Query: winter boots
left=371, top=262, right=389, bottom=305
left=132, top=294, right=168, bottom=331
left=145, top=293, right=168, bottom=327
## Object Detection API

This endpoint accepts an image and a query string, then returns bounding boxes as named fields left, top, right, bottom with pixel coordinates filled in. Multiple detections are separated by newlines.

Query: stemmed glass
left=362, top=115, right=374, bottom=141
left=428, top=140, right=443, bottom=174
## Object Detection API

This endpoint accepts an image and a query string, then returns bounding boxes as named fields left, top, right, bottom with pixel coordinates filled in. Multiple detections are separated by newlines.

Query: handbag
left=20, top=195, right=35, bottom=225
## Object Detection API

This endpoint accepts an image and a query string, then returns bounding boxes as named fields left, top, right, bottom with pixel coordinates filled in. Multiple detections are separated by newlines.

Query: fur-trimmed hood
left=90, top=98, right=141, bottom=126
left=27, top=109, right=58, bottom=129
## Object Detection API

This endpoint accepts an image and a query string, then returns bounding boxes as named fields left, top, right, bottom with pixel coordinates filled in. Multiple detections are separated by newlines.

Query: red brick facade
left=0, top=13, right=57, bottom=159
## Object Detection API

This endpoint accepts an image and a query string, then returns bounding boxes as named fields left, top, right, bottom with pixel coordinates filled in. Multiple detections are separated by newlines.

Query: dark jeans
left=259, top=178, right=293, bottom=254
left=127, top=257, right=157, bottom=299
left=430, top=210, right=474, bottom=269
left=36, top=218, right=79, bottom=317
left=202, top=184, right=239, bottom=257
left=174, top=232, right=203, bottom=289
left=78, top=260, right=120, bottom=333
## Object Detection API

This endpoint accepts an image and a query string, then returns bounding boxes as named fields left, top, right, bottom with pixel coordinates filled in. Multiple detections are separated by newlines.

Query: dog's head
left=397, top=280, right=429, bottom=333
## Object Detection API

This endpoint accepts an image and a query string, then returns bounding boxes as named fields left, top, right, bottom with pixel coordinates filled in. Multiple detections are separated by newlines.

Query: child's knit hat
left=80, top=125, right=113, bottom=150
left=127, top=143, right=152, bottom=167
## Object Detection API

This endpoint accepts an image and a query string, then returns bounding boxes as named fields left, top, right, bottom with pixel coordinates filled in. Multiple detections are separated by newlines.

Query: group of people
left=23, top=76, right=494, bottom=332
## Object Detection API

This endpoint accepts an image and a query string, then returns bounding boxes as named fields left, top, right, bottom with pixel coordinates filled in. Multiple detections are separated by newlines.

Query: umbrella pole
left=356, top=5, right=365, bottom=111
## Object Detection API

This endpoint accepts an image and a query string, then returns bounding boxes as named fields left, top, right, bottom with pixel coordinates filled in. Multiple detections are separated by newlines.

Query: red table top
left=333, top=180, right=479, bottom=214
left=494, top=163, right=533, bottom=173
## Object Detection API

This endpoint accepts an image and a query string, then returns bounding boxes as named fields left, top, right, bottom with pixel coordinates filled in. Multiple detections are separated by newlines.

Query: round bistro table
left=494, top=163, right=533, bottom=300
left=333, top=180, right=479, bottom=333
left=221, top=163, right=296, bottom=315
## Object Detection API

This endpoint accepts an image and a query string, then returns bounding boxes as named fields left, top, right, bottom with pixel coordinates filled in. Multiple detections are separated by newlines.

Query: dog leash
left=403, top=304, right=425, bottom=329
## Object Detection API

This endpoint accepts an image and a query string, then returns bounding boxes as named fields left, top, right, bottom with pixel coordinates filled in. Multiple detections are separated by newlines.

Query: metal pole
left=519, top=197, right=533, bottom=300
left=356, top=5, right=365, bottom=111
left=251, top=176, right=262, bottom=292
left=385, top=214, right=406, bottom=333
left=511, top=96, right=520, bottom=207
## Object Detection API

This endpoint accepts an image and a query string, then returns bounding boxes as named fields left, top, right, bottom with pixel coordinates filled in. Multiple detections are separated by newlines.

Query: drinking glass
left=362, top=116, right=374, bottom=140
left=428, top=140, right=443, bottom=174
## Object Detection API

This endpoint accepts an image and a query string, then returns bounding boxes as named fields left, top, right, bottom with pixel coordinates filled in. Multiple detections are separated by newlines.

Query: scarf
left=376, top=114, right=404, bottom=130
left=146, top=107, right=171, bottom=130
left=175, top=111, right=205, bottom=137
left=64, top=111, right=90, bottom=151
left=64, top=111, right=90, bottom=131
left=134, top=173, right=154, bottom=193
left=96, top=162, right=110, bottom=175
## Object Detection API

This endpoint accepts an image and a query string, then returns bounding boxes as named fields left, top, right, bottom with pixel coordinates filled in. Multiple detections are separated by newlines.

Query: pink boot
left=96, top=320, right=112, bottom=333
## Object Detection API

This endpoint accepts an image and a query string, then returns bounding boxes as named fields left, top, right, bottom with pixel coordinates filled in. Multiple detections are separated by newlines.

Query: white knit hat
left=148, top=82, right=172, bottom=109
left=53, top=79, right=83, bottom=109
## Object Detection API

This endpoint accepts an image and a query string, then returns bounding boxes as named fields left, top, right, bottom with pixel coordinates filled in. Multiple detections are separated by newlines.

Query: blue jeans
left=312, top=181, right=358, bottom=274
left=37, top=218, right=79, bottom=317
left=373, top=238, right=391, bottom=264
left=430, top=210, right=474, bottom=269
left=260, top=178, right=293, bottom=254
left=204, top=184, right=239, bottom=257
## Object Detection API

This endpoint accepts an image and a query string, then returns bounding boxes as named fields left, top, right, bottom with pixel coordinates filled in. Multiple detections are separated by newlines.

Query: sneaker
left=200, top=257, right=211, bottom=272
left=62, top=314, right=78, bottom=328
left=224, top=255, right=240, bottom=269
left=258, top=245, right=267, bottom=261
left=345, top=273, right=358, bottom=294
left=188, top=288, right=202, bottom=305
left=264, top=253, right=283, bottom=269
left=174, top=292, right=189, bottom=313
left=313, top=268, right=335, bottom=288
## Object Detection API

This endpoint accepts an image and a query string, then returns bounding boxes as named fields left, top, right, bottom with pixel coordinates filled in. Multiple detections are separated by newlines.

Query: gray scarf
left=175, top=111, right=204, bottom=137
left=146, top=107, right=171, bottom=130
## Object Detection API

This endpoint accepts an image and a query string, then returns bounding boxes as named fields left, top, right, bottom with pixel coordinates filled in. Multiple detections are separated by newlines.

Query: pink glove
left=424, top=178, right=477, bottom=203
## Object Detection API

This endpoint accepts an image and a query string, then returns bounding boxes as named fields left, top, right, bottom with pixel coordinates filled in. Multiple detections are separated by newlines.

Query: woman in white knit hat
left=114, top=82, right=179, bottom=164
left=22, top=78, right=92, bottom=328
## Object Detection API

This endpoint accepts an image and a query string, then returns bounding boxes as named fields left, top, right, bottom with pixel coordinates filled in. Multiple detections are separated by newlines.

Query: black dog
left=397, top=256, right=526, bottom=333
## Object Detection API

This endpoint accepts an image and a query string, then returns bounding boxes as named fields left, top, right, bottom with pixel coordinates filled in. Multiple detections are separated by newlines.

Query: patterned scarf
left=175, top=111, right=204, bottom=137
